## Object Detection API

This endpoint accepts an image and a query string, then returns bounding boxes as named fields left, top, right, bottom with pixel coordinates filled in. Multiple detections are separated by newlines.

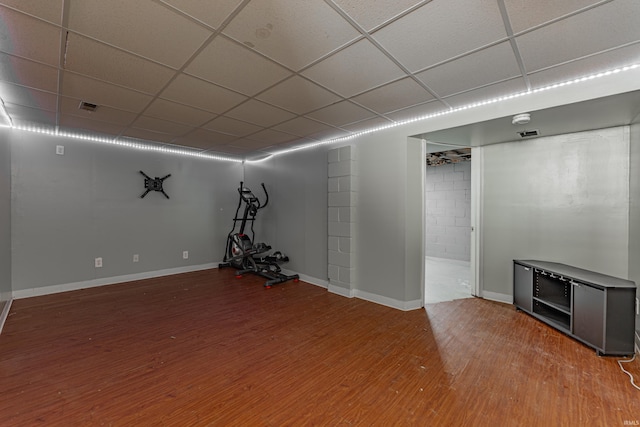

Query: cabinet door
left=514, top=263, right=533, bottom=312
left=572, top=283, right=604, bottom=349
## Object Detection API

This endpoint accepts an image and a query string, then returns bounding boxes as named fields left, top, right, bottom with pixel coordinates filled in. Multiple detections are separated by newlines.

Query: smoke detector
left=512, top=113, right=531, bottom=125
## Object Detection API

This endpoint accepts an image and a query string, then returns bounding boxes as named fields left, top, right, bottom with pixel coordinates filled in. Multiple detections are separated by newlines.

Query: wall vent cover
left=79, top=101, right=98, bottom=112
left=517, top=129, right=539, bottom=138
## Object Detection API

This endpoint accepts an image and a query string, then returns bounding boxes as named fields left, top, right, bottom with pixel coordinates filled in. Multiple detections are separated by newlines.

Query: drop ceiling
left=1, top=0, right=639, bottom=159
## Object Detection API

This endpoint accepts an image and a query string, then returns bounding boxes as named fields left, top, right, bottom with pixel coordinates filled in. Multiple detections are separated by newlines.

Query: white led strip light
left=4, top=63, right=639, bottom=163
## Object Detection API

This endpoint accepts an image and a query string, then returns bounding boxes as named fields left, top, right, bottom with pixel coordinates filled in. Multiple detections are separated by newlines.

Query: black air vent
left=79, top=101, right=98, bottom=112
left=517, top=129, right=539, bottom=138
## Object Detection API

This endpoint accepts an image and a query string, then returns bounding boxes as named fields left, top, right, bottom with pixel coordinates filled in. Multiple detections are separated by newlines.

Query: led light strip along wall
left=2, top=63, right=639, bottom=163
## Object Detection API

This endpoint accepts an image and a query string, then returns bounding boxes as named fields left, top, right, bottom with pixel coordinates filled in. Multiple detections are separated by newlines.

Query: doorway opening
left=424, top=147, right=473, bottom=304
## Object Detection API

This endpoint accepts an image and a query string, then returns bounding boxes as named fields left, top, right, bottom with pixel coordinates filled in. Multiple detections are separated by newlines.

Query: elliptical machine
left=218, top=182, right=299, bottom=288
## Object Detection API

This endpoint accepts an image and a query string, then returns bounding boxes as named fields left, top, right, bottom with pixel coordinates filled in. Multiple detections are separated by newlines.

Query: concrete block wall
left=425, top=161, right=471, bottom=261
left=328, top=146, right=356, bottom=294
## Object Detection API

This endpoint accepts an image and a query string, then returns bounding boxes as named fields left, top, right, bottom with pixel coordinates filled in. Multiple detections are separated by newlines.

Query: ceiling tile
left=172, top=128, right=238, bottom=149
left=59, top=114, right=127, bottom=135
left=442, top=78, right=527, bottom=109
left=302, top=39, right=407, bottom=97
left=273, top=117, right=337, bottom=138
left=416, top=42, right=521, bottom=98
left=332, top=0, right=424, bottom=31
left=222, top=0, right=360, bottom=70
left=340, top=116, right=392, bottom=133
left=60, top=96, right=138, bottom=125
left=225, top=99, right=296, bottom=127
left=0, top=82, right=57, bottom=111
left=527, top=43, right=640, bottom=89
left=122, top=127, right=177, bottom=143
left=257, top=76, right=341, bottom=114
left=304, top=100, right=375, bottom=127
left=185, top=36, right=291, bottom=96
left=144, top=98, right=216, bottom=127
left=517, top=0, right=640, bottom=72
left=0, top=53, right=58, bottom=92
left=372, top=0, right=507, bottom=72
left=246, top=129, right=298, bottom=144
left=229, top=138, right=277, bottom=149
left=0, top=7, right=61, bottom=67
left=132, top=115, right=193, bottom=137
left=160, top=74, right=247, bottom=114
left=61, top=72, right=153, bottom=113
left=352, top=78, right=434, bottom=114
left=160, top=0, right=245, bottom=29
left=203, top=116, right=263, bottom=136
left=303, top=127, right=350, bottom=142
left=64, top=34, right=175, bottom=94
left=0, top=1, right=64, bottom=25
left=503, top=0, right=605, bottom=33
left=67, top=0, right=211, bottom=69
left=385, top=100, right=446, bottom=122
left=6, top=103, right=57, bottom=126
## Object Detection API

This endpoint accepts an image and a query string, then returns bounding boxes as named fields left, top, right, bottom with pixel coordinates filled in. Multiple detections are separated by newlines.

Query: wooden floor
left=1, top=269, right=638, bottom=426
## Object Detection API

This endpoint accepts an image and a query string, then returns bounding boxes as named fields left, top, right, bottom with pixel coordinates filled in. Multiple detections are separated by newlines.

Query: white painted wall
left=10, top=129, right=243, bottom=294
left=629, top=121, right=640, bottom=343
left=0, top=127, right=10, bottom=302
left=242, top=144, right=328, bottom=284
left=481, top=127, right=630, bottom=300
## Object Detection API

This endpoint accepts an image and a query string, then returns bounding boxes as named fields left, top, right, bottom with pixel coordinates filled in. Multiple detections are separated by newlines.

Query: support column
left=327, top=146, right=356, bottom=297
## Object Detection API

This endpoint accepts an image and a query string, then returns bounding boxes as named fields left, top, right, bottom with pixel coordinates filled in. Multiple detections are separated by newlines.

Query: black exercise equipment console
left=218, top=182, right=299, bottom=288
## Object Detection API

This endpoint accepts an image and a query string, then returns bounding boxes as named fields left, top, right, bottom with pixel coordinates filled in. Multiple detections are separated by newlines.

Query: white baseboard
left=0, top=298, right=12, bottom=335
left=12, top=263, right=219, bottom=300
left=280, top=269, right=328, bottom=289
left=328, top=284, right=354, bottom=298
left=480, top=290, right=512, bottom=305
left=354, top=289, right=423, bottom=311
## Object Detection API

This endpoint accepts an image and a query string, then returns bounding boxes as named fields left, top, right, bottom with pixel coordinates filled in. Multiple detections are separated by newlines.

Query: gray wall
left=425, top=161, right=471, bottom=261
left=481, top=127, right=630, bottom=297
left=0, top=128, right=10, bottom=302
left=629, top=121, right=640, bottom=343
left=242, top=145, right=328, bottom=282
left=10, top=130, right=242, bottom=292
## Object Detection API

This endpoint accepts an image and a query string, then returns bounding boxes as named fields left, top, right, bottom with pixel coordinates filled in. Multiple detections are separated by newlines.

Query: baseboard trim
left=480, top=291, right=512, bottom=305
left=354, top=289, right=423, bottom=311
left=12, top=263, right=219, bottom=300
left=281, top=269, right=328, bottom=289
left=328, top=284, right=354, bottom=298
left=0, top=298, right=12, bottom=335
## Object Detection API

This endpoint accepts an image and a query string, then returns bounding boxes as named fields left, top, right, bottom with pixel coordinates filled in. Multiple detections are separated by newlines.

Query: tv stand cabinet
left=513, top=260, right=636, bottom=356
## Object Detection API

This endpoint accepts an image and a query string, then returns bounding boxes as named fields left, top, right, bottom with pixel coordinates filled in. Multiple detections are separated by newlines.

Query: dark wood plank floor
left=1, top=269, right=638, bottom=426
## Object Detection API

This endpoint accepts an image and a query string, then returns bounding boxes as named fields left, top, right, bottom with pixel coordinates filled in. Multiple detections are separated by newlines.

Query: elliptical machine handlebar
left=238, top=181, right=268, bottom=210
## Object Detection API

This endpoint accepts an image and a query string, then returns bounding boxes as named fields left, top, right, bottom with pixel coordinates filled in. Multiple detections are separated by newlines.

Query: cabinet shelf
left=532, top=296, right=570, bottom=315
left=532, top=300, right=570, bottom=331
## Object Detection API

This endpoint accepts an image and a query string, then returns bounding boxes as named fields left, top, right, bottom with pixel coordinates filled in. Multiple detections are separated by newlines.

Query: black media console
left=513, top=260, right=636, bottom=356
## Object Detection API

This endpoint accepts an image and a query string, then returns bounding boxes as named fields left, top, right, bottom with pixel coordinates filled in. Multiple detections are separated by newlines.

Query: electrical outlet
left=183, top=251, right=189, bottom=259
left=133, top=254, right=139, bottom=263
left=56, top=145, right=64, bottom=155
left=95, top=257, right=103, bottom=268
